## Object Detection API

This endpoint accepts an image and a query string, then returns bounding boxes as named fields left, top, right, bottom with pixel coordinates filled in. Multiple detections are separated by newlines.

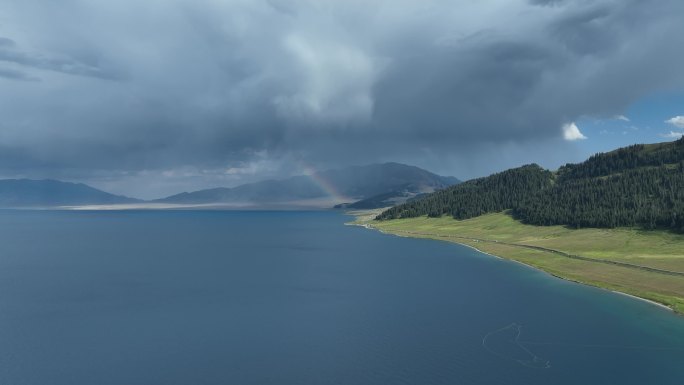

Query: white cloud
left=562, top=122, right=587, bottom=141
left=660, top=131, right=684, bottom=139
left=665, top=116, right=684, bottom=129
left=273, top=33, right=379, bottom=126
left=614, top=115, right=630, bottom=122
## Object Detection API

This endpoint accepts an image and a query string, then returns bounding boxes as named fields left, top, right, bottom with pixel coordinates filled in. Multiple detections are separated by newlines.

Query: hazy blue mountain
left=158, top=163, right=459, bottom=205
left=0, top=179, right=140, bottom=207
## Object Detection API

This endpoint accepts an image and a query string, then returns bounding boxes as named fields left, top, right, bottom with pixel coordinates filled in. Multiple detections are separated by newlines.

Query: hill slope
left=336, top=190, right=431, bottom=210
left=378, top=137, right=684, bottom=232
left=0, top=179, right=140, bottom=207
left=158, top=163, right=459, bottom=205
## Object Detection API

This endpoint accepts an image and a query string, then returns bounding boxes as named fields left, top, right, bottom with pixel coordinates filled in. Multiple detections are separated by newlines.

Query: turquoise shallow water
left=0, top=210, right=683, bottom=385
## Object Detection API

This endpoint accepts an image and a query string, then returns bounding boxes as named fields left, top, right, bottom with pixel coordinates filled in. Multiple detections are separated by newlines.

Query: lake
left=0, top=210, right=683, bottom=384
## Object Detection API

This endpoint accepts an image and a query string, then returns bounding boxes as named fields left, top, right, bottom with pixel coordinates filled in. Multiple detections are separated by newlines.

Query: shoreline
left=349, top=218, right=677, bottom=314
left=610, top=291, right=674, bottom=312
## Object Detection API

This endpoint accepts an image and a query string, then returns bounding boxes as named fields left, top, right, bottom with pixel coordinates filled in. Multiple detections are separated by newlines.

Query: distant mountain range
left=0, top=163, right=459, bottom=208
left=0, top=179, right=139, bottom=207
left=379, top=137, right=684, bottom=232
left=157, top=163, right=459, bottom=206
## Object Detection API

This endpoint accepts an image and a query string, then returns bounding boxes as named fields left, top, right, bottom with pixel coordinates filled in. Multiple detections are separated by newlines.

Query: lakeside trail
left=373, top=229, right=684, bottom=277
left=347, top=210, right=684, bottom=314
left=370, top=226, right=676, bottom=312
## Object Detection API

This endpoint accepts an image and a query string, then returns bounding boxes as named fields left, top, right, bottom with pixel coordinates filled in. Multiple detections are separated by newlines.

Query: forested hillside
left=377, top=138, right=684, bottom=232
left=378, top=164, right=552, bottom=219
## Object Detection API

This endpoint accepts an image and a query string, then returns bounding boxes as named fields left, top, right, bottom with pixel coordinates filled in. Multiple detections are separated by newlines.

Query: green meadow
left=352, top=210, right=684, bottom=313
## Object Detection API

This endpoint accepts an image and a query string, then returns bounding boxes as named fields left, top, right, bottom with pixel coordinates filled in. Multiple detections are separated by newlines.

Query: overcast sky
left=1, top=0, right=684, bottom=199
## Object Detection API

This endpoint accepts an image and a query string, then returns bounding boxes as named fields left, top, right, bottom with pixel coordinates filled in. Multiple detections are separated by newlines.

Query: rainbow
left=297, top=161, right=352, bottom=203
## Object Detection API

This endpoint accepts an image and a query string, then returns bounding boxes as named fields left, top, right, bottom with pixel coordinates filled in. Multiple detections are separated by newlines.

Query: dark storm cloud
left=0, top=0, right=683, bottom=197
left=0, top=36, right=117, bottom=79
left=0, top=67, right=39, bottom=81
left=530, top=0, right=567, bottom=6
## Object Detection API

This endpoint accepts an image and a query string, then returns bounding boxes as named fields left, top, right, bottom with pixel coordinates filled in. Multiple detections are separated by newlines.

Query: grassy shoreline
left=349, top=209, right=684, bottom=314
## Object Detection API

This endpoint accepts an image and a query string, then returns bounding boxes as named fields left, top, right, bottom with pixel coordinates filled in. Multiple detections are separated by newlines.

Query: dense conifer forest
left=377, top=137, right=684, bottom=232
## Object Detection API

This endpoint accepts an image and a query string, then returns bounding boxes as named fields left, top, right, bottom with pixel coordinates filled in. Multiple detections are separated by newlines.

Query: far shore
left=56, top=198, right=348, bottom=211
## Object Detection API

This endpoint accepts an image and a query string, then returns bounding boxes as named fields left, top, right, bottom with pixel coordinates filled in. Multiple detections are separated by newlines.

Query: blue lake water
left=0, top=210, right=683, bottom=385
